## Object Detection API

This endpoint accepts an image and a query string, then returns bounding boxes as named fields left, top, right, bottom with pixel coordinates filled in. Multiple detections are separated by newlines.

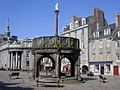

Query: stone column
left=16, top=51, right=18, bottom=69
left=13, top=53, right=16, bottom=69
left=55, top=54, right=60, bottom=78
left=19, top=52, right=22, bottom=70
left=33, top=53, right=37, bottom=79
left=11, top=52, right=13, bottom=70
left=75, top=56, right=81, bottom=80
left=9, top=52, right=11, bottom=70
left=21, top=51, right=24, bottom=70
left=18, top=53, right=20, bottom=70
left=54, top=3, right=59, bottom=37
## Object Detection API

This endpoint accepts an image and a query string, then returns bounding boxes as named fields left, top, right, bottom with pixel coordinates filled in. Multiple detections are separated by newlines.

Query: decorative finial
left=55, top=3, right=59, bottom=11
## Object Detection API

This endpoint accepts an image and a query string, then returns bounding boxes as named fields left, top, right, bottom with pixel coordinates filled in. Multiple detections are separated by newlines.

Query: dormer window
left=96, top=31, right=99, bottom=37
left=93, top=31, right=99, bottom=37
left=75, top=20, right=79, bottom=28
left=118, top=31, right=120, bottom=37
left=82, top=18, right=86, bottom=25
left=93, top=32, right=95, bottom=37
left=104, top=28, right=111, bottom=35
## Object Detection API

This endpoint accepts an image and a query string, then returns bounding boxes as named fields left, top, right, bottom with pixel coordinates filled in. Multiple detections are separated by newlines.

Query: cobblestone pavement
left=0, top=71, right=120, bottom=90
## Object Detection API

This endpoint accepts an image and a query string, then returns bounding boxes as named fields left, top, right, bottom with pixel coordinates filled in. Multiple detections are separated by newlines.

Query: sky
left=0, top=0, right=120, bottom=39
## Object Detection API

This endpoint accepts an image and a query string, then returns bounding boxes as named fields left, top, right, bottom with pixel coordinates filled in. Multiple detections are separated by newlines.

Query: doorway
left=114, top=66, right=119, bottom=75
left=101, top=65, right=104, bottom=75
left=82, top=65, right=88, bottom=74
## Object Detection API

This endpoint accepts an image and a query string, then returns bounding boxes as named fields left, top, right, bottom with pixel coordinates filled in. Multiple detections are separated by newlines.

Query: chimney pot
left=116, top=14, right=120, bottom=29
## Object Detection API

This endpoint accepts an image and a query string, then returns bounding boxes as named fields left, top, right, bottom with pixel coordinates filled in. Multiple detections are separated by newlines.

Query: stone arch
left=82, top=65, right=88, bottom=74
left=61, top=55, right=77, bottom=77
left=36, top=55, right=55, bottom=78
left=61, top=57, right=71, bottom=76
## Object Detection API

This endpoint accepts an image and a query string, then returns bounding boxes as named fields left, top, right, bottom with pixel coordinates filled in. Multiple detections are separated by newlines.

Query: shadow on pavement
left=0, top=81, right=33, bottom=90
left=41, top=84, right=64, bottom=88
left=9, top=77, right=23, bottom=80
left=84, top=77, right=97, bottom=81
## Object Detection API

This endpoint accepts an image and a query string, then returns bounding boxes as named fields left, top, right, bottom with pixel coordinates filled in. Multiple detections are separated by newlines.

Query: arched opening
left=61, top=57, right=72, bottom=77
left=36, top=56, right=55, bottom=77
left=82, top=65, right=88, bottom=74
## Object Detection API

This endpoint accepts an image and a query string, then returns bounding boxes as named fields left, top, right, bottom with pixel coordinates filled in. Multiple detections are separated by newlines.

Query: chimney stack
left=92, top=8, right=106, bottom=30
left=116, top=14, right=120, bottom=29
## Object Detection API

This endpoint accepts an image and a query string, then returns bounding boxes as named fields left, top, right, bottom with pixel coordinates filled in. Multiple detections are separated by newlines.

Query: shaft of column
left=18, top=55, right=20, bottom=69
left=9, top=52, right=11, bottom=70
left=16, top=52, right=18, bottom=69
left=11, top=52, right=13, bottom=70
left=55, top=54, right=60, bottom=78
left=54, top=3, right=59, bottom=37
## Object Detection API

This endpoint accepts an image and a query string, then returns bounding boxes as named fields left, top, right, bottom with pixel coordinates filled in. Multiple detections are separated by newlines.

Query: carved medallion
left=49, top=38, right=55, bottom=46
left=38, top=39, right=44, bottom=47
left=62, top=38, right=68, bottom=46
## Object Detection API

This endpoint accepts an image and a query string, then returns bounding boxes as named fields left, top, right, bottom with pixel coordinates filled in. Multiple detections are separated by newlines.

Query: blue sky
left=0, top=0, right=120, bottom=39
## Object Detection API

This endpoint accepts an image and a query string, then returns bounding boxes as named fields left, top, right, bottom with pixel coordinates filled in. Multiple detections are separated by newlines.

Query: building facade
left=61, top=8, right=107, bottom=74
left=0, top=23, right=33, bottom=71
left=89, top=24, right=116, bottom=75
left=61, top=9, right=120, bottom=76
left=89, top=14, right=120, bottom=76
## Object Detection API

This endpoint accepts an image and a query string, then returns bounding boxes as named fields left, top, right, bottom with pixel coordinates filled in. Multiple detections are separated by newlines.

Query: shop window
left=106, top=65, right=110, bottom=71
left=95, top=64, right=99, bottom=72
left=106, top=64, right=110, bottom=73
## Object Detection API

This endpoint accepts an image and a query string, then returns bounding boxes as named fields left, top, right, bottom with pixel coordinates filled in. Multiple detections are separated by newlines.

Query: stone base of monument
left=36, top=75, right=64, bottom=87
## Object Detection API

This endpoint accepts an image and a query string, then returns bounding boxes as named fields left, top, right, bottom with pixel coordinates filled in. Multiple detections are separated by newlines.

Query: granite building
left=61, top=8, right=120, bottom=76
left=89, top=23, right=116, bottom=75
left=61, top=8, right=107, bottom=74
left=89, top=14, right=120, bottom=75
left=0, top=22, right=33, bottom=71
